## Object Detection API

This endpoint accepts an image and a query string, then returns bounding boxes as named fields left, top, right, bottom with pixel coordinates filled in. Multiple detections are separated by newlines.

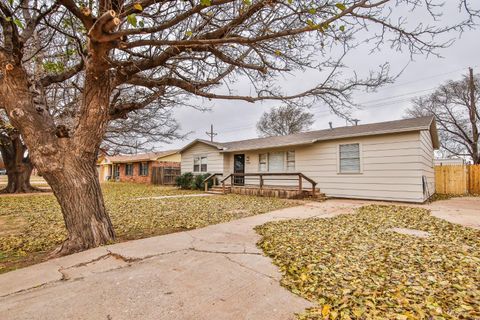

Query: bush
left=176, top=172, right=194, bottom=189
left=192, top=173, right=215, bottom=190
left=176, top=172, right=214, bottom=190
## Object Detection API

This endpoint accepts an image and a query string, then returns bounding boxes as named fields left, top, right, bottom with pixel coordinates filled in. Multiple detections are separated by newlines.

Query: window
left=339, top=143, right=361, bottom=173
left=125, top=163, right=134, bottom=176
left=286, top=151, right=295, bottom=172
left=258, top=151, right=296, bottom=172
left=259, top=154, right=268, bottom=172
left=139, top=162, right=149, bottom=176
left=193, top=156, right=208, bottom=172
left=268, top=152, right=285, bottom=172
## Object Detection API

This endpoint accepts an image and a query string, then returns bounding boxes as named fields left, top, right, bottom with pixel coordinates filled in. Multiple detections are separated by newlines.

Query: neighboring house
left=98, top=150, right=181, bottom=184
left=434, top=158, right=466, bottom=166
left=180, top=116, right=439, bottom=203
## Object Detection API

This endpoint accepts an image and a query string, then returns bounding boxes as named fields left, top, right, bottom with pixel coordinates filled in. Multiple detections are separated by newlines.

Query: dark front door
left=233, top=154, right=245, bottom=186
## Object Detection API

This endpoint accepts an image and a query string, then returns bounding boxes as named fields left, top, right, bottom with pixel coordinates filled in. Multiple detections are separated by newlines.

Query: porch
left=203, top=172, right=324, bottom=199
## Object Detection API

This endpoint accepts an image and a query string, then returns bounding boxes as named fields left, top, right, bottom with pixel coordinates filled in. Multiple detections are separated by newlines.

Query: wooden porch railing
left=219, top=172, right=317, bottom=196
left=202, top=173, right=223, bottom=192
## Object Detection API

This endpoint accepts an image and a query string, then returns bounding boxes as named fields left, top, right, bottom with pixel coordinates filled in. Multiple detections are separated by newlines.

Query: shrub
left=176, top=172, right=215, bottom=190
left=192, top=173, right=214, bottom=190
left=176, top=172, right=194, bottom=189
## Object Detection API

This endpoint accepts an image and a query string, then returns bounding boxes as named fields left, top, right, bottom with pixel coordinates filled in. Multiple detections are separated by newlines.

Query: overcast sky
left=161, top=5, right=480, bottom=150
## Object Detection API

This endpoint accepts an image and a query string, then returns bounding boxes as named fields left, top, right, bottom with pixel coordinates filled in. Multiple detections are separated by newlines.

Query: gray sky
left=161, top=7, right=480, bottom=150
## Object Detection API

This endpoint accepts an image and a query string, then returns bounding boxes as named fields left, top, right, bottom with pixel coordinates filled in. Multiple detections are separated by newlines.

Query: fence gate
left=468, top=165, right=480, bottom=194
left=435, top=164, right=480, bottom=195
left=151, top=167, right=180, bottom=185
left=435, top=165, right=468, bottom=194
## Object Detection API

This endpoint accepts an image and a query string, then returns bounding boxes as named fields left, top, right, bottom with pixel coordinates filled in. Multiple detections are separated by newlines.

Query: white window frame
left=139, top=162, right=149, bottom=176
left=125, top=163, right=134, bottom=176
left=337, top=143, right=363, bottom=174
left=257, top=151, right=296, bottom=173
left=258, top=153, right=268, bottom=172
left=286, top=150, right=295, bottom=172
left=193, top=155, right=208, bottom=173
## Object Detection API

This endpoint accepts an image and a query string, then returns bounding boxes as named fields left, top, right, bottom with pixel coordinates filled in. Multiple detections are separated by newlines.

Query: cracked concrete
left=0, top=197, right=478, bottom=320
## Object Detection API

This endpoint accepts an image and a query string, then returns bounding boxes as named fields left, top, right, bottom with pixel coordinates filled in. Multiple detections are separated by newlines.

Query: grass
left=256, top=205, right=480, bottom=320
left=0, top=182, right=297, bottom=273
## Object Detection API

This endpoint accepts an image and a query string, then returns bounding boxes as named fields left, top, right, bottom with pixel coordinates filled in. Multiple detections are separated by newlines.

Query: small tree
left=406, top=68, right=479, bottom=163
left=257, top=105, right=314, bottom=137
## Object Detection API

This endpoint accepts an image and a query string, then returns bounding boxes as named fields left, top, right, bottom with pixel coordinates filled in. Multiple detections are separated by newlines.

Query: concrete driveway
left=0, top=197, right=478, bottom=320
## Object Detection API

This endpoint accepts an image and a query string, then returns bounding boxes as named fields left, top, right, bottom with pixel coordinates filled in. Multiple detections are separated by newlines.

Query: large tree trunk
left=2, top=158, right=36, bottom=193
left=1, top=48, right=116, bottom=256
left=0, top=132, right=40, bottom=193
left=43, top=158, right=115, bottom=255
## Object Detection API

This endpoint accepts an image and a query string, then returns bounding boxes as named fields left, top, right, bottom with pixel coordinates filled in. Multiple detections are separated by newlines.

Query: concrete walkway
left=0, top=197, right=478, bottom=320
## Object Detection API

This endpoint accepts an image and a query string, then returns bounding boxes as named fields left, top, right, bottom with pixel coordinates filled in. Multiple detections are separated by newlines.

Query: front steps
left=206, top=185, right=325, bottom=200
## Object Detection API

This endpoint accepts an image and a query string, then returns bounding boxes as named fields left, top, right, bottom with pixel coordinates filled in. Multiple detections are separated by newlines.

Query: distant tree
left=257, top=105, right=314, bottom=137
left=0, top=113, right=39, bottom=193
left=1, top=0, right=478, bottom=255
left=405, top=68, right=479, bottom=164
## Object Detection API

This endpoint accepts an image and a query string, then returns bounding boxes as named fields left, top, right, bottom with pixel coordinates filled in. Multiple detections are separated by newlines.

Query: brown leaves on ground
left=256, top=205, right=480, bottom=319
left=0, top=183, right=296, bottom=273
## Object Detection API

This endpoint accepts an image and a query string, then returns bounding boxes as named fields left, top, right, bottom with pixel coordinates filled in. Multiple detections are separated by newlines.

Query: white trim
left=193, top=154, right=208, bottom=173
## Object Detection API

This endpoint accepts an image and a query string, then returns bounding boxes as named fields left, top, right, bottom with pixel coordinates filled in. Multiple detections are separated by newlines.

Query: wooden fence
left=435, top=164, right=480, bottom=195
left=151, top=166, right=181, bottom=185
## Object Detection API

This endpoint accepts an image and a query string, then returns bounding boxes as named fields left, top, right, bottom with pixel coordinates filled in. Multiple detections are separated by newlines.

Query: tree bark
left=43, top=158, right=115, bottom=256
left=1, top=158, right=36, bottom=193
left=0, top=132, right=40, bottom=193
left=1, top=49, right=115, bottom=256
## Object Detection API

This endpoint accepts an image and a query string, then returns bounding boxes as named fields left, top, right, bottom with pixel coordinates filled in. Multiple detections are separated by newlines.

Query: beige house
left=180, top=116, right=439, bottom=203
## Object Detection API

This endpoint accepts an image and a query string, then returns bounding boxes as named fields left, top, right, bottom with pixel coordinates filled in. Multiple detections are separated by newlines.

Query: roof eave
left=179, top=139, right=224, bottom=153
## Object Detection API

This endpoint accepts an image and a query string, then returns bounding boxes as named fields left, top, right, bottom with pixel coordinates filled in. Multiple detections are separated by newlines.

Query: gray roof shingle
left=181, top=116, right=438, bottom=153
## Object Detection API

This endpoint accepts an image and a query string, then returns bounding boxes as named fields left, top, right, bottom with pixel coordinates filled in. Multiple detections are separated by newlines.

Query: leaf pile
left=0, top=183, right=296, bottom=273
left=256, top=205, right=480, bottom=319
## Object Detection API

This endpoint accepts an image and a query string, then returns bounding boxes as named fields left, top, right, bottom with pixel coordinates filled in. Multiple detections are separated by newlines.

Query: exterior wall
left=116, top=161, right=153, bottom=184
left=157, top=153, right=181, bottom=162
left=419, top=130, right=435, bottom=200
left=180, top=142, right=224, bottom=175
left=223, top=131, right=435, bottom=203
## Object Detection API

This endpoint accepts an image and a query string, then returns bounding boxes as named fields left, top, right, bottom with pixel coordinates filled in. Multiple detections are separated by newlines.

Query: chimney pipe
left=328, top=122, right=333, bottom=129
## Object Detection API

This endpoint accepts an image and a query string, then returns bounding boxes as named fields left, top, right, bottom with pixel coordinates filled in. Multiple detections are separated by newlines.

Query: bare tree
left=0, top=0, right=478, bottom=255
left=406, top=68, right=479, bottom=163
left=257, top=105, right=314, bottom=137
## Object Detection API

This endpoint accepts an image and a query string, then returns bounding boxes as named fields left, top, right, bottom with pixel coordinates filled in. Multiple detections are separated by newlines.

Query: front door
left=233, top=154, right=245, bottom=186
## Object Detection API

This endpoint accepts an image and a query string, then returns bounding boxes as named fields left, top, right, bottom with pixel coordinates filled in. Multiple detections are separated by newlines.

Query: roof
left=106, top=150, right=179, bottom=163
left=180, top=116, right=439, bottom=153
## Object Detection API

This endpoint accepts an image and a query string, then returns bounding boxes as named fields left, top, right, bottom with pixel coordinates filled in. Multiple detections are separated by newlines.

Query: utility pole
left=206, top=124, right=218, bottom=142
left=468, top=67, right=479, bottom=164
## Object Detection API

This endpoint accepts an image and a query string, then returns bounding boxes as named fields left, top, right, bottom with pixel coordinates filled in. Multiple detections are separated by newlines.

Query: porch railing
left=202, top=173, right=223, bottom=192
left=218, top=172, right=317, bottom=196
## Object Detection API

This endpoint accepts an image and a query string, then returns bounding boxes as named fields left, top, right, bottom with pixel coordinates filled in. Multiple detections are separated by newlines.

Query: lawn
left=0, top=183, right=297, bottom=273
left=256, top=205, right=480, bottom=320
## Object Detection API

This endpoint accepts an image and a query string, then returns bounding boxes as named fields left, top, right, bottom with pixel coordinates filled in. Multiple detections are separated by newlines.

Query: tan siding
left=419, top=130, right=435, bottom=199
left=224, top=132, right=429, bottom=202
left=295, top=132, right=427, bottom=202
left=180, top=142, right=224, bottom=175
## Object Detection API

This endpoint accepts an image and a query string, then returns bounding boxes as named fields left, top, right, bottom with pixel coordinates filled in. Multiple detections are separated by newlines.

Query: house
left=179, top=116, right=439, bottom=203
left=98, top=150, right=181, bottom=184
